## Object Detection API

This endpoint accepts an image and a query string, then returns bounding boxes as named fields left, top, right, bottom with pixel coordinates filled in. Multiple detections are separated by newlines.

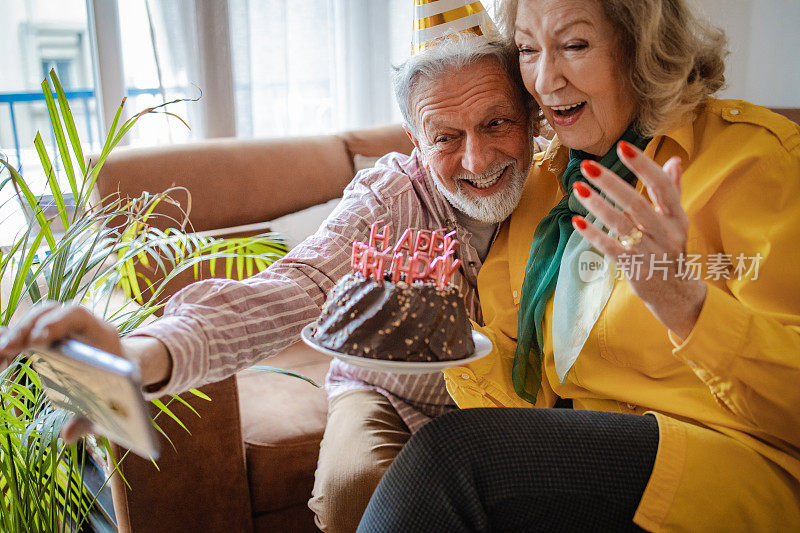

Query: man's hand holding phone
left=0, top=303, right=173, bottom=456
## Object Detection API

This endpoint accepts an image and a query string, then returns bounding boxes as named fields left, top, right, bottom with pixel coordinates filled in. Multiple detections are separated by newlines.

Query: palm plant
left=0, top=70, right=310, bottom=531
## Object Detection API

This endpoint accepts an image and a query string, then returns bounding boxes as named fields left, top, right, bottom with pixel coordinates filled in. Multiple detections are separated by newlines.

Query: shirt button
left=729, top=109, right=740, bottom=116
left=626, top=403, right=637, bottom=410
left=512, top=290, right=519, bottom=298
left=460, top=373, right=470, bottom=380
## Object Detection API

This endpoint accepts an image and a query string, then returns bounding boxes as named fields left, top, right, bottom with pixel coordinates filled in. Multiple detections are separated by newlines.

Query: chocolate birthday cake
left=309, top=224, right=475, bottom=362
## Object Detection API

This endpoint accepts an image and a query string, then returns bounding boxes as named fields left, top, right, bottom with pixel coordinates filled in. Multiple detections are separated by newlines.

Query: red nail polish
left=618, top=141, right=636, bottom=159
left=573, top=181, right=591, bottom=198
left=580, top=160, right=602, bottom=178
left=572, top=215, right=587, bottom=230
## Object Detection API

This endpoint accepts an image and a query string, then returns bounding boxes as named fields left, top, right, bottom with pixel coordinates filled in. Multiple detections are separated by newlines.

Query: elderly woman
left=358, top=0, right=800, bottom=531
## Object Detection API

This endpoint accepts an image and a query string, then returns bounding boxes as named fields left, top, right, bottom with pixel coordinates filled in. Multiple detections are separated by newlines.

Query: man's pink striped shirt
left=135, top=150, right=486, bottom=432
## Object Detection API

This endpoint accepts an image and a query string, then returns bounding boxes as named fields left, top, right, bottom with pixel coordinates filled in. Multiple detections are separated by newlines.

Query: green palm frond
left=0, top=69, right=296, bottom=530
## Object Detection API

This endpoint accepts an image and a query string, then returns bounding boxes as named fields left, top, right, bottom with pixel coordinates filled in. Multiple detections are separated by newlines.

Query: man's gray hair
left=392, top=35, right=532, bottom=137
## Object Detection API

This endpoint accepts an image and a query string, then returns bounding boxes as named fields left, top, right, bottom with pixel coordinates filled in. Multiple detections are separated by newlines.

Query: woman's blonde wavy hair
left=494, top=0, right=728, bottom=135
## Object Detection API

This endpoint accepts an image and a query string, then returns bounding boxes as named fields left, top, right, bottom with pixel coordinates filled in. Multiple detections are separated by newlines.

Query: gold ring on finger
left=618, top=227, right=643, bottom=248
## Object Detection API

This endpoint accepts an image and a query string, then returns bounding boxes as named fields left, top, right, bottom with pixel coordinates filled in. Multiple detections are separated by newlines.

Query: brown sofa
left=95, top=125, right=413, bottom=532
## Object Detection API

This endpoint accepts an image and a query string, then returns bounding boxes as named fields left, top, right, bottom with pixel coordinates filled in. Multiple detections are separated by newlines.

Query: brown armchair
left=94, top=125, right=413, bottom=532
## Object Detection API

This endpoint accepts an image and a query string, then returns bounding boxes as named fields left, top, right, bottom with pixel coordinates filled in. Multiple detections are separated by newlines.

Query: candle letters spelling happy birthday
left=350, top=223, right=461, bottom=288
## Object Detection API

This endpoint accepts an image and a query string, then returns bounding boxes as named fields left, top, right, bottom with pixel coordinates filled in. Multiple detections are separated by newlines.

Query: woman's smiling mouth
left=549, top=101, right=587, bottom=126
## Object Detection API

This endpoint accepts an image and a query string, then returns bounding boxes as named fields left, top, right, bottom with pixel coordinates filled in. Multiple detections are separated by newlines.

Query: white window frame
left=86, top=0, right=236, bottom=141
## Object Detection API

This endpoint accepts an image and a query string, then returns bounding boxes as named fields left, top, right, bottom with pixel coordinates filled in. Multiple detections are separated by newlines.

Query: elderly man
left=1, top=26, right=542, bottom=533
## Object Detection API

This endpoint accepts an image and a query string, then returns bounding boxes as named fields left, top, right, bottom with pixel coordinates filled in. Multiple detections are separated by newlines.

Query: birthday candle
left=352, top=225, right=461, bottom=286
left=351, top=242, right=368, bottom=271
left=407, top=251, right=431, bottom=283
left=428, top=230, right=445, bottom=257
left=413, top=230, right=431, bottom=257
left=393, top=228, right=415, bottom=255
left=368, top=222, right=392, bottom=252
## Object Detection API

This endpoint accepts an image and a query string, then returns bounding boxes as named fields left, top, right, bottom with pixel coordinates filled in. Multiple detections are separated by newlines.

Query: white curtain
left=113, top=0, right=414, bottom=143
left=117, top=0, right=205, bottom=144
left=229, top=0, right=413, bottom=138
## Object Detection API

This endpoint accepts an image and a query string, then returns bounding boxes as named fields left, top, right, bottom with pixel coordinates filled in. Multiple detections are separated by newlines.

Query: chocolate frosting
left=311, top=272, right=475, bottom=361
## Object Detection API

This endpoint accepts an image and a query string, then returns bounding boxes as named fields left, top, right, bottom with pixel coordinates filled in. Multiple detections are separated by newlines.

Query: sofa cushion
left=95, top=135, right=355, bottom=233
left=353, top=154, right=382, bottom=173
left=338, top=124, right=413, bottom=161
left=254, top=502, right=320, bottom=533
left=237, top=342, right=331, bottom=515
left=267, top=197, right=342, bottom=249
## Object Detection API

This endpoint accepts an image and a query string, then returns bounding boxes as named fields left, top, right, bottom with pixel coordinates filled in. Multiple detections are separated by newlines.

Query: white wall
left=692, top=0, right=800, bottom=107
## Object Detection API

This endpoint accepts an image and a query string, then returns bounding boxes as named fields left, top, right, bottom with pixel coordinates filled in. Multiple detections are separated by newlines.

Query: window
left=0, top=0, right=99, bottom=238
left=0, top=0, right=430, bottom=239
left=230, top=0, right=413, bottom=137
left=117, top=0, right=203, bottom=145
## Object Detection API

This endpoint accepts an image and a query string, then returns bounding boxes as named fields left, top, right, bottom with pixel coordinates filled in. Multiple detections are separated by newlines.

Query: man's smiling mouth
left=463, top=165, right=507, bottom=189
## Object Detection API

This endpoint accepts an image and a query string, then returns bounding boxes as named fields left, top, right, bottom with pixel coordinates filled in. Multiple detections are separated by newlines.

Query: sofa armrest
left=110, top=376, right=253, bottom=533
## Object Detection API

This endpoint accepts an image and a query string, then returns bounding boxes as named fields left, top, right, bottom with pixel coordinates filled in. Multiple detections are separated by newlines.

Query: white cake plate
left=300, top=323, right=493, bottom=374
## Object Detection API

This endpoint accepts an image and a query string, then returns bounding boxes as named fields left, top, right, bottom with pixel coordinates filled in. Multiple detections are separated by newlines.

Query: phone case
left=29, top=340, right=160, bottom=459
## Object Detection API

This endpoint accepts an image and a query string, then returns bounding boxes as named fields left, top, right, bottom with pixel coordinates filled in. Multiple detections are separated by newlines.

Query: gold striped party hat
left=412, top=0, right=499, bottom=54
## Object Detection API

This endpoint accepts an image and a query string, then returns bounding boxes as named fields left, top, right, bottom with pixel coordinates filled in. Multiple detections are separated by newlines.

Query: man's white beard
left=432, top=159, right=528, bottom=224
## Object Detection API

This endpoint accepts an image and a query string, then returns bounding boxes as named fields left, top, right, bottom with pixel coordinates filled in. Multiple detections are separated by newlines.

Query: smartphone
left=28, top=339, right=160, bottom=459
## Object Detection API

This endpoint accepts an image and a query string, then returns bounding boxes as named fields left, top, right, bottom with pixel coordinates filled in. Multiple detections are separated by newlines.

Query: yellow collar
left=648, top=117, right=695, bottom=163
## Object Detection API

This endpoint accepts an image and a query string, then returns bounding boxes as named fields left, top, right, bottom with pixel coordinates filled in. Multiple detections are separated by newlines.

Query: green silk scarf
left=512, top=127, right=651, bottom=403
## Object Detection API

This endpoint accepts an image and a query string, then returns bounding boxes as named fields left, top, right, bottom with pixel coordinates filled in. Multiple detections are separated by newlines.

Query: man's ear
left=403, top=124, right=421, bottom=152
left=404, top=125, right=432, bottom=171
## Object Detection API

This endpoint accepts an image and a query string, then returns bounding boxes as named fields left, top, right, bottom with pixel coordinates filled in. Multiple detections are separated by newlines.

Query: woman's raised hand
left=571, top=140, right=707, bottom=341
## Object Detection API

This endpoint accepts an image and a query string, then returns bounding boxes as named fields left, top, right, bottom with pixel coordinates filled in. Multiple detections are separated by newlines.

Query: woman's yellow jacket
left=444, top=99, right=800, bottom=531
